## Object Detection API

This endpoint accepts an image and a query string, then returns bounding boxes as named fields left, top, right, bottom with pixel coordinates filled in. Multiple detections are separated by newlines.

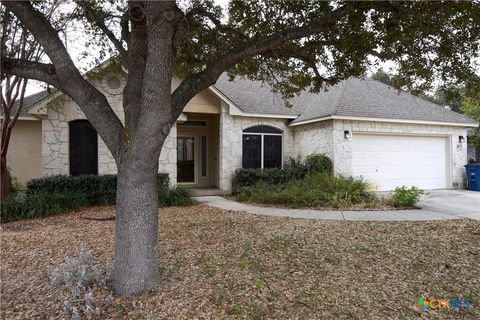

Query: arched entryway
left=69, top=120, right=98, bottom=175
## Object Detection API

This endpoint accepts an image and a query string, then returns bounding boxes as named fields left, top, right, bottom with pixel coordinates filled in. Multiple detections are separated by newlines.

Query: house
left=5, top=65, right=478, bottom=191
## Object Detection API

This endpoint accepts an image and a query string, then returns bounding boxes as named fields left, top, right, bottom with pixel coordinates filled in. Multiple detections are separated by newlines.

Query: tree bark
left=0, top=155, right=9, bottom=199
left=112, top=1, right=180, bottom=295
left=113, top=152, right=161, bottom=295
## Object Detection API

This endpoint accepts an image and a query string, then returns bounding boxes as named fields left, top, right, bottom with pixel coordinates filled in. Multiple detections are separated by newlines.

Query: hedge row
left=26, top=173, right=170, bottom=205
left=232, top=154, right=332, bottom=193
left=2, top=173, right=195, bottom=223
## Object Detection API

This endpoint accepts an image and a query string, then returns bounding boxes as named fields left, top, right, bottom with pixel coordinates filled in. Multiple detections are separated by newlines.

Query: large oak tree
left=1, top=0, right=479, bottom=296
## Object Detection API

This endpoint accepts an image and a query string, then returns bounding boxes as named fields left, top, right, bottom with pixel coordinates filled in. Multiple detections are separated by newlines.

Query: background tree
left=1, top=0, right=479, bottom=296
left=0, top=2, right=65, bottom=199
left=461, top=96, right=480, bottom=149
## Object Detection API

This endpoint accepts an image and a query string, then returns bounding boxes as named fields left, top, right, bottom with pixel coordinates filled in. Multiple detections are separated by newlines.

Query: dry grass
left=1, top=204, right=479, bottom=319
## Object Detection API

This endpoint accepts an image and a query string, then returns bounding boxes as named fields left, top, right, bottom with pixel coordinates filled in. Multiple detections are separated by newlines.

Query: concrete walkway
left=195, top=194, right=477, bottom=222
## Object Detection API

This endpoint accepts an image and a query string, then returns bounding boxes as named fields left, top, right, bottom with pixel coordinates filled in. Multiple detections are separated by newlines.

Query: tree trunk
left=113, top=152, right=162, bottom=296
left=0, top=155, right=9, bottom=199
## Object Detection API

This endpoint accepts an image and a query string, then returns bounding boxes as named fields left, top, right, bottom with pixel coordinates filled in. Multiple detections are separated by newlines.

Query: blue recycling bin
left=465, top=163, right=480, bottom=191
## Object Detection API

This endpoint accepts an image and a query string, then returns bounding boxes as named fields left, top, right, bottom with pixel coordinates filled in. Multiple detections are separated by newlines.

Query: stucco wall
left=42, top=74, right=177, bottom=184
left=332, top=120, right=468, bottom=188
left=293, top=120, right=334, bottom=161
left=218, top=101, right=295, bottom=191
left=5, top=119, right=43, bottom=185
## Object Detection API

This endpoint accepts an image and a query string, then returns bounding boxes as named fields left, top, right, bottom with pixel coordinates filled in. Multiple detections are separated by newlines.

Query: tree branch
left=1, top=57, right=59, bottom=88
left=171, top=3, right=354, bottom=118
left=74, top=0, right=129, bottom=63
left=3, top=1, right=125, bottom=160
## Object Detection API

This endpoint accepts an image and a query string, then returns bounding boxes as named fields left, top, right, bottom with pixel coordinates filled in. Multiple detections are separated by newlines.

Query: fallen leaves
left=1, top=205, right=479, bottom=319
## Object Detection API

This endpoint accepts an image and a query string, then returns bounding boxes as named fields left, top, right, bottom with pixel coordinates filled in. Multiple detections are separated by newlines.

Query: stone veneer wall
left=293, top=120, right=334, bottom=161
left=218, top=101, right=295, bottom=191
left=332, top=119, right=468, bottom=188
left=42, top=75, right=177, bottom=184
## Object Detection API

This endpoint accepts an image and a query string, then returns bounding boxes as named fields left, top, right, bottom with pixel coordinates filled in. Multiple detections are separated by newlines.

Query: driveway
left=418, top=189, right=480, bottom=221
left=196, top=190, right=480, bottom=221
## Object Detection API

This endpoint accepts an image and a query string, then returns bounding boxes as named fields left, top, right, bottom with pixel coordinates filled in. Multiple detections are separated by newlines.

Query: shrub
left=6, top=167, right=23, bottom=195
left=237, top=172, right=374, bottom=209
left=304, top=154, right=333, bottom=175
left=391, top=186, right=424, bottom=208
left=158, top=186, right=197, bottom=207
left=50, top=247, right=113, bottom=319
left=26, top=172, right=171, bottom=205
left=1, top=192, right=87, bottom=222
left=231, top=154, right=332, bottom=194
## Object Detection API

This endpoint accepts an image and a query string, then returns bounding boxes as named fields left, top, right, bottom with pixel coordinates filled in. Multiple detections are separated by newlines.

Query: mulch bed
left=1, top=205, right=479, bottom=319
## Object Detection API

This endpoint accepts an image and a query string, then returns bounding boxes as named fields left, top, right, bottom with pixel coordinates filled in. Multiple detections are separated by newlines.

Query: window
left=177, top=120, right=207, bottom=127
left=242, top=126, right=282, bottom=169
left=69, top=120, right=98, bottom=175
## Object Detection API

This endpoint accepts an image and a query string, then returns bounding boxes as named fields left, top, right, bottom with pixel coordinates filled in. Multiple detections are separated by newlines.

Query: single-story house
left=4, top=65, right=478, bottom=191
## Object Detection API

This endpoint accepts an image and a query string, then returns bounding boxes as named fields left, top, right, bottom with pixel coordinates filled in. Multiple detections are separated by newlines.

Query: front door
left=177, top=136, right=195, bottom=183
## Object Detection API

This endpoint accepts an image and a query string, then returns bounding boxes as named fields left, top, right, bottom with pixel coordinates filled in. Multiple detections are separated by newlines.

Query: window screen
left=242, top=134, right=262, bottom=168
left=69, top=120, right=98, bottom=176
left=263, top=135, right=282, bottom=168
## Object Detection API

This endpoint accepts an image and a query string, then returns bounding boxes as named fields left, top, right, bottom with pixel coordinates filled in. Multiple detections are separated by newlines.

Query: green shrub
left=231, top=154, right=332, bottom=194
left=6, top=167, right=23, bottom=195
left=304, top=154, right=333, bottom=175
left=391, top=186, right=424, bottom=208
left=158, top=186, right=197, bottom=207
left=1, top=192, right=87, bottom=222
left=237, top=172, right=374, bottom=209
left=26, top=173, right=170, bottom=205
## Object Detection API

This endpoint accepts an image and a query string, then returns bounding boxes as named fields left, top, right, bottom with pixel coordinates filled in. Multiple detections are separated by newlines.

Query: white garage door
left=352, top=134, right=448, bottom=191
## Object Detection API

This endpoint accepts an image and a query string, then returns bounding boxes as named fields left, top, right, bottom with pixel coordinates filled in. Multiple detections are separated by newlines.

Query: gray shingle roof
left=292, top=78, right=477, bottom=125
left=215, top=75, right=477, bottom=126
left=213, top=73, right=303, bottom=116
left=0, top=90, right=49, bottom=118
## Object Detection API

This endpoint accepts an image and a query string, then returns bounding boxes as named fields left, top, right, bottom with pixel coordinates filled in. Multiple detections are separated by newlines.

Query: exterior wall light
left=344, top=130, right=352, bottom=140
left=459, top=136, right=465, bottom=143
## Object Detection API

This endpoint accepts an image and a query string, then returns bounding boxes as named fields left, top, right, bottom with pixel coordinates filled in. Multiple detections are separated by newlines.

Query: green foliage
left=1, top=192, right=87, bottom=222
left=26, top=173, right=171, bottom=206
left=461, top=96, right=480, bottom=147
left=304, top=154, right=333, bottom=175
left=6, top=167, right=23, bottom=196
left=391, top=186, right=424, bottom=208
left=158, top=186, right=197, bottom=207
left=236, top=172, right=374, bottom=209
left=26, top=174, right=118, bottom=205
left=231, top=154, right=332, bottom=194
left=1, top=172, right=195, bottom=222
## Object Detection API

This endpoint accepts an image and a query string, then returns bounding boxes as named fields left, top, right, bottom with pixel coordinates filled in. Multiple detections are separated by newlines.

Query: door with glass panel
left=177, top=136, right=195, bottom=183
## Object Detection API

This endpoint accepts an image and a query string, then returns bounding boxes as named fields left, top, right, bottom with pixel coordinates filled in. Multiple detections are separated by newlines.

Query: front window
left=242, top=125, right=282, bottom=169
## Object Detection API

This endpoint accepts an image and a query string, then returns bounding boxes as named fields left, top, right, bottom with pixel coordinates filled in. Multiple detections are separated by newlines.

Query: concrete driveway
left=418, top=190, right=480, bottom=221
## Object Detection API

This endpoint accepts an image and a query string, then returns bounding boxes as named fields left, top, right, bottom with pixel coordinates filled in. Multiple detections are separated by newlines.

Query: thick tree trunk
left=111, top=2, right=181, bottom=296
left=0, top=155, right=9, bottom=199
left=113, top=151, right=162, bottom=296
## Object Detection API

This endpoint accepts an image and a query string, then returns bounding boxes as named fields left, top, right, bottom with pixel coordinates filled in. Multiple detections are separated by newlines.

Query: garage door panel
left=352, top=134, right=448, bottom=191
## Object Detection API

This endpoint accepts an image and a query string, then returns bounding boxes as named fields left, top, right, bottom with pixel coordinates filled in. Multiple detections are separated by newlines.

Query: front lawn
left=1, top=205, right=479, bottom=319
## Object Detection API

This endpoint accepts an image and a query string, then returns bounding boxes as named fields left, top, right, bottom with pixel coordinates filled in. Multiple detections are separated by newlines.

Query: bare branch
left=3, top=0, right=125, bottom=160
